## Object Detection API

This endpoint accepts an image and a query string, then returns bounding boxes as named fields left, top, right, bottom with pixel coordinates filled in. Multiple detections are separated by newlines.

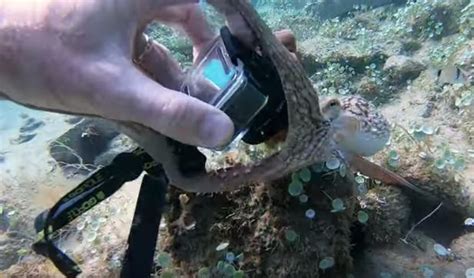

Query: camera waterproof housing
left=181, top=27, right=288, bottom=149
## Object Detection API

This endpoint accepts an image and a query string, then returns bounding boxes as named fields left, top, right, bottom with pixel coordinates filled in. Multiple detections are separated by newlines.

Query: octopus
left=320, top=95, right=427, bottom=194
left=117, top=0, right=427, bottom=196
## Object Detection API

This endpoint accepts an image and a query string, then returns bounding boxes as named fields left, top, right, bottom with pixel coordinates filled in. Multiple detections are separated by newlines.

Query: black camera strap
left=32, top=147, right=167, bottom=277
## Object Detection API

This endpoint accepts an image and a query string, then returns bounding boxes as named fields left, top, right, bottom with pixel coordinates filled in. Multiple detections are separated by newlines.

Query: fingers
left=134, top=35, right=185, bottom=91
left=274, top=29, right=297, bottom=53
left=145, top=3, right=216, bottom=50
left=106, top=63, right=234, bottom=148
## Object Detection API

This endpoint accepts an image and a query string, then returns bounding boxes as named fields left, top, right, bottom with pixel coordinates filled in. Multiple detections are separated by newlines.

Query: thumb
left=106, top=64, right=234, bottom=148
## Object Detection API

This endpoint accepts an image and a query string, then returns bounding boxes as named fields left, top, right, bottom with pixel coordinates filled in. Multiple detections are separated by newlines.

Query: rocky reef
left=161, top=167, right=356, bottom=277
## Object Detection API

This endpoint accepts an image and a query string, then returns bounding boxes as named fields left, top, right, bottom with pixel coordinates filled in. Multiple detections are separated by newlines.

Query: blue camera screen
left=202, top=59, right=236, bottom=89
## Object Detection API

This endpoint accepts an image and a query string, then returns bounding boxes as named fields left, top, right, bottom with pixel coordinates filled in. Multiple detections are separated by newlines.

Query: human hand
left=0, top=1, right=298, bottom=148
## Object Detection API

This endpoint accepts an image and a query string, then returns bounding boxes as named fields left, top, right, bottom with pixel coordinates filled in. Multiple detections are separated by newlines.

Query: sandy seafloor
left=0, top=101, right=142, bottom=277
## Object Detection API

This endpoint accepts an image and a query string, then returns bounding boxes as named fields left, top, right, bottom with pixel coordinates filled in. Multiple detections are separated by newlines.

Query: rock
left=9, top=116, right=45, bottom=145
left=19, top=117, right=44, bottom=133
left=300, top=37, right=391, bottom=74
left=49, top=118, right=119, bottom=173
left=354, top=231, right=469, bottom=277
left=360, top=186, right=411, bottom=245
left=10, top=133, right=36, bottom=145
left=356, top=76, right=387, bottom=101
left=450, top=232, right=474, bottom=265
left=383, top=55, right=426, bottom=84
left=391, top=149, right=474, bottom=217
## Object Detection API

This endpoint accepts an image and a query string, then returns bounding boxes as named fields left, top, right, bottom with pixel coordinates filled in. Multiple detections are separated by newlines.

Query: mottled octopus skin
left=327, top=95, right=391, bottom=157
left=320, top=95, right=428, bottom=195
left=118, top=0, right=333, bottom=193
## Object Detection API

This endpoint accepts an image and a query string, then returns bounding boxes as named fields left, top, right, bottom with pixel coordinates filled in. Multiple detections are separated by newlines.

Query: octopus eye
left=329, top=100, right=338, bottom=107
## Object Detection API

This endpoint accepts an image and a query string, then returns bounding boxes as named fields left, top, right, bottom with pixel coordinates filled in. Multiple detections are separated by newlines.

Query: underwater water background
left=0, top=0, right=473, bottom=277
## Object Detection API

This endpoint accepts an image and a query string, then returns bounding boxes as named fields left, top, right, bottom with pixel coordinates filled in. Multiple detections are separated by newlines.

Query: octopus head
left=321, top=97, right=343, bottom=121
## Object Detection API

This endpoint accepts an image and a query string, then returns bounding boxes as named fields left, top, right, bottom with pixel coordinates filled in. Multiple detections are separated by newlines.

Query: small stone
left=10, top=133, right=36, bottom=145
left=383, top=55, right=426, bottom=85
left=464, top=218, right=474, bottom=226
left=19, top=117, right=44, bottom=133
left=433, top=243, right=449, bottom=257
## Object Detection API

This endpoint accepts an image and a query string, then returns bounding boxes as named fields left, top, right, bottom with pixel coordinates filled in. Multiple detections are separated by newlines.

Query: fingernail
left=200, top=113, right=234, bottom=148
